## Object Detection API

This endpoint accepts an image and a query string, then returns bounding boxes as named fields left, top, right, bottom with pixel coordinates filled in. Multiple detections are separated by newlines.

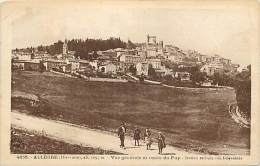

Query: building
left=147, top=58, right=162, bottom=70
left=145, top=34, right=164, bottom=57
left=197, top=54, right=208, bottom=63
left=136, top=62, right=148, bottom=76
left=200, top=61, right=224, bottom=76
left=12, top=51, right=32, bottom=61
left=98, top=63, right=117, bottom=74
left=79, top=59, right=90, bottom=70
left=62, top=39, right=76, bottom=60
left=32, top=51, right=51, bottom=62
left=89, top=60, right=98, bottom=70
left=166, top=55, right=183, bottom=63
left=220, top=58, right=231, bottom=65
left=118, top=54, right=146, bottom=72
left=69, top=59, right=80, bottom=72
left=63, top=39, right=68, bottom=55
left=174, top=72, right=191, bottom=81
left=45, top=59, right=66, bottom=71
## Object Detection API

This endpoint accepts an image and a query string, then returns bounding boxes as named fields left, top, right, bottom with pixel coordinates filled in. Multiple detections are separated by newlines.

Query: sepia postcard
left=0, top=0, right=260, bottom=165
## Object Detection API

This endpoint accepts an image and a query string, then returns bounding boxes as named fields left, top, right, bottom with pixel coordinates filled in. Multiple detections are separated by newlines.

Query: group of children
left=118, top=123, right=166, bottom=154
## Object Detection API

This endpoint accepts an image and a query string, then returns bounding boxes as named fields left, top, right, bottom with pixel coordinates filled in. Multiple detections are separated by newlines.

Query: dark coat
left=157, top=134, right=166, bottom=149
left=133, top=128, right=141, bottom=140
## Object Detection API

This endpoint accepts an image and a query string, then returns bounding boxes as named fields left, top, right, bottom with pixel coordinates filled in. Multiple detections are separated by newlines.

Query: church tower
left=63, top=39, right=68, bottom=55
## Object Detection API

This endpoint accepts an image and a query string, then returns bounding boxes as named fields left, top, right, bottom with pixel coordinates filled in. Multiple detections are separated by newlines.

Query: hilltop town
left=12, top=35, right=244, bottom=87
left=10, top=34, right=251, bottom=155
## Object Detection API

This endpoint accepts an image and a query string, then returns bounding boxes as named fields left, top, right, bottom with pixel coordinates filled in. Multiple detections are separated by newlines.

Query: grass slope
left=11, top=71, right=250, bottom=155
left=11, top=128, right=122, bottom=154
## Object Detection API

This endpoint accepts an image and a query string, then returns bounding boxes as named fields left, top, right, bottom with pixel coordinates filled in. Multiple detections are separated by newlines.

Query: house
left=70, top=60, right=80, bottom=72
left=136, top=62, right=148, bottom=76
left=98, top=63, right=117, bottom=74
left=220, top=58, right=231, bottom=65
left=147, top=58, right=162, bottom=70
left=13, top=51, right=32, bottom=61
left=33, top=51, right=50, bottom=59
left=45, top=59, right=66, bottom=71
left=60, top=64, right=72, bottom=73
left=197, top=54, right=208, bottom=63
left=174, top=72, right=191, bottom=81
left=119, top=54, right=144, bottom=64
left=200, top=62, right=224, bottom=76
left=79, top=59, right=90, bottom=69
left=118, top=54, right=145, bottom=72
left=89, top=60, right=98, bottom=70
left=166, top=55, right=183, bottom=63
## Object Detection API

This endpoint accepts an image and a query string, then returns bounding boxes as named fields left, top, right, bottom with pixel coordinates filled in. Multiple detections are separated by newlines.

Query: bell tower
left=63, top=39, right=68, bottom=55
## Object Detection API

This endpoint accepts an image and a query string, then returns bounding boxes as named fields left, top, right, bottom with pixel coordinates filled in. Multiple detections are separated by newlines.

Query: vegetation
left=11, top=71, right=250, bottom=155
left=129, top=64, right=137, bottom=75
left=190, top=71, right=207, bottom=84
left=14, top=37, right=134, bottom=60
left=39, top=60, right=45, bottom=73
left=209, top=65, right=251, bottom=116
left=11, top=128, right=121, bottom=154
left=148, top=64, right=156, bottom=78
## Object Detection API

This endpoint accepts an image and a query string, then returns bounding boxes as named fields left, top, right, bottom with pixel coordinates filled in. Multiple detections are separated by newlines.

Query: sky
left=9, top=1, right=259, bottom=66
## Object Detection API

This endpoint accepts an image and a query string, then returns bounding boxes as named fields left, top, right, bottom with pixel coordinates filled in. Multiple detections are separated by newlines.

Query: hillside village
left=12, top=35, right=244, bottom=87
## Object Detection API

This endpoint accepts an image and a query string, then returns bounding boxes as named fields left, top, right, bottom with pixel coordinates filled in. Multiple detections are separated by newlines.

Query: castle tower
left=147, top=34, right=156, bottom=45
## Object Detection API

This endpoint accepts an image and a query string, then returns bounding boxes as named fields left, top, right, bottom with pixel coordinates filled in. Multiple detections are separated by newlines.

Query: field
left=11, top=71, right=250, bottom=155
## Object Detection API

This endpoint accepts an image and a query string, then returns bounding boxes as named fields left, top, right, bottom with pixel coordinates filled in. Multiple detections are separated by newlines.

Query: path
left=11, top=111, right=191, bottom=155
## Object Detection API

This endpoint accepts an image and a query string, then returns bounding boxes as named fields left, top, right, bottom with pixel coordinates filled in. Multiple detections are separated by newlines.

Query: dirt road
left=11, top=111, right=191, bottom=155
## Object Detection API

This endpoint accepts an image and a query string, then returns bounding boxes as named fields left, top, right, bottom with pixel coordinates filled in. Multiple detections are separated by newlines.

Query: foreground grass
left=11, top=127, right=122, bottom=154
left=11, top=71, right=250, bottom=155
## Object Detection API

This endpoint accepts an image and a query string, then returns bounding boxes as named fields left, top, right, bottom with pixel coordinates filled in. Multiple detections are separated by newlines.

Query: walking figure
left=157, top=132, right=166, bottom=154
left=118, top=122, right=126, bottom=149
left=133, top=127, right=141, bottom=146
left=144, top=128, right=152, bottom=150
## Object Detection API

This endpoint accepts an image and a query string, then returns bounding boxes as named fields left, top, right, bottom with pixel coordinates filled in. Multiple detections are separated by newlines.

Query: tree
left=148, top=64, right=156, bottom=78
left=39, top=60, right=45, bottom=73
left=45, top=38, right=127, bottom=58
left=139, top=73, right=145, bottom=83
left=129, top=65, right=137, bottom=75
left=191, top=71, right=206, bottom=84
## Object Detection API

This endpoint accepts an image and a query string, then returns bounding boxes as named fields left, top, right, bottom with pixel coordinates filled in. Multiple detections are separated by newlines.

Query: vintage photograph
left=6, top=0, right=256, bottom=158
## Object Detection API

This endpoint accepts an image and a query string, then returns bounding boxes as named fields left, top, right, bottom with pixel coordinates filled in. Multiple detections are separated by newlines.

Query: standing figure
left=157, top=132, right=166, bottom=154
left=118, top=122, right=126, bottom=149
left=144, top=128, right=152, bottom=150
left=133, top=127, right=141, bottom=146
